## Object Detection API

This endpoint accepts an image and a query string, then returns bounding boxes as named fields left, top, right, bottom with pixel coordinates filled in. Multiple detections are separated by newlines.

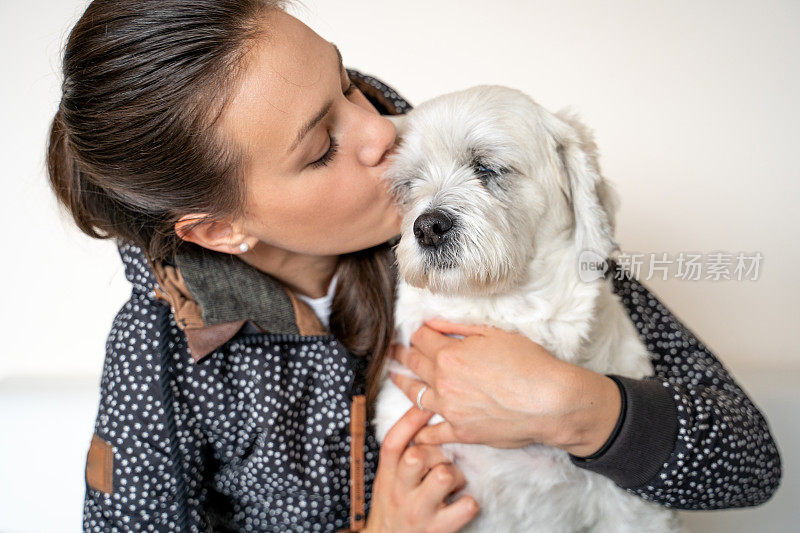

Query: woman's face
left=218, top=10, right=403, bottom=256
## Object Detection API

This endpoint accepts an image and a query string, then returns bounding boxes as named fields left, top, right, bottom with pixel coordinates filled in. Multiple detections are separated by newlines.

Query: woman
left=47, top=0, right=781, bottom=531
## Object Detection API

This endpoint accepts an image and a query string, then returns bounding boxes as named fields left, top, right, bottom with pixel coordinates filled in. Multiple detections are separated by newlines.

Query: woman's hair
left=46, top=0, right=396, bottom=419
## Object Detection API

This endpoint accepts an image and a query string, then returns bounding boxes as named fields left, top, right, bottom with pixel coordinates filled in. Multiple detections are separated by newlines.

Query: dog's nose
left=413, top=209, right=453, bottom=247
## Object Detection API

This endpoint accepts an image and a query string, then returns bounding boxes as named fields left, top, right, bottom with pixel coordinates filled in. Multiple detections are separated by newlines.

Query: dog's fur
left=373, top=86, right=682, bottom=532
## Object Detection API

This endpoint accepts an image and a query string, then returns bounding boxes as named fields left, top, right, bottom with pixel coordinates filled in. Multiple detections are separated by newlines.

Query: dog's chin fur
left=374, top=86, right=683, bottom=532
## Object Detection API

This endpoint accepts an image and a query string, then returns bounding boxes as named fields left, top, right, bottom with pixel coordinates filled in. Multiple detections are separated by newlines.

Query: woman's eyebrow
left=288, top=42, right=345, bottom=155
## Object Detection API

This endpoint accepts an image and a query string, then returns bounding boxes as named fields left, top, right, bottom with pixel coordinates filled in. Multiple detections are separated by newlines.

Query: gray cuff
left=568, top=374, right=679, bottom=489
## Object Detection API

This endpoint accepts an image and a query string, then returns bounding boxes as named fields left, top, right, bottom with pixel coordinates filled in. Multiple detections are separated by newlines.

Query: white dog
left=373, top=85, right=682, bottom=532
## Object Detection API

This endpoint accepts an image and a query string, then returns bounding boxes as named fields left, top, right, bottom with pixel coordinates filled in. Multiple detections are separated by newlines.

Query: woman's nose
left=357, top=114, right=397, bottom=167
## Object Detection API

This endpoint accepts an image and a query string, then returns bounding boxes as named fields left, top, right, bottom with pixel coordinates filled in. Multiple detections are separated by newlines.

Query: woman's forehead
left=218, top=10, right=336, bottom=168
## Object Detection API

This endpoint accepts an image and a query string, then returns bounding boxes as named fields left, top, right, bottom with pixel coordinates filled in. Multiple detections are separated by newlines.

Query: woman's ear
left=174, top=214, right=254, bottom=255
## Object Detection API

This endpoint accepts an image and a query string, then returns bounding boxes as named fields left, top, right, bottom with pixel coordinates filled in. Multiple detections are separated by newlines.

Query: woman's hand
left=389, top=318, right=622, bottom=457
left=365, top=405, right=480, bottom=532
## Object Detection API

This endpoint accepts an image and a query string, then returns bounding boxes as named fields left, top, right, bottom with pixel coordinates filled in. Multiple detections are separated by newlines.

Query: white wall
left=2, top=0, right=797, bottom=380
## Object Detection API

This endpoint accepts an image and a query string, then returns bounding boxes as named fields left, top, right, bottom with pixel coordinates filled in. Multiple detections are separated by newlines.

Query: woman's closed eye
left=308, top=82, right=358, bottom=169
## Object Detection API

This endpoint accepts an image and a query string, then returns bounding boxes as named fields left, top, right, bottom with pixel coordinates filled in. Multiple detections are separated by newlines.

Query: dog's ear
left=544, top=107, right=620, bottom=259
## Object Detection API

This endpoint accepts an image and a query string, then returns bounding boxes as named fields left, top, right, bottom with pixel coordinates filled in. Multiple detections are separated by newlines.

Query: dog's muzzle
left=413, top=209, right=460, bottom=270
left=413, top=209, right=453, bottom=248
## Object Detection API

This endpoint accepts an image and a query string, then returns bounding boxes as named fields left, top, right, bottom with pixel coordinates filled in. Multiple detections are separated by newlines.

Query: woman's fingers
left=431, top=494, right=481, bottom=531
left=380, top=406, right=436, bottom=473
left=369, top=406, right=481, bottom=532
left=390, top=372, right=440, bottom=414
left=413, top=421, right=459, bottom=446
left=393, top=343, right=436, bottom=386
left=417, top=462, right=477, bottom=532
left=395, top=443, right=451, bottom=491
left=417, top=461, right=468, bottom=512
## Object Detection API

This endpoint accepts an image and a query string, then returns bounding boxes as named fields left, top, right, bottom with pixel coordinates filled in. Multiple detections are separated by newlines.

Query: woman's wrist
left=549, top=364, right=623, bottom=457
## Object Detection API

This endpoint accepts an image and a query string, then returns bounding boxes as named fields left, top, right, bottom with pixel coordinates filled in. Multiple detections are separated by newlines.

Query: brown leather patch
left=349, top=395, right=366, bottom=530
left=86, top=433, right=114, bottom=494
left=286, top=289, right=329, bottom=336
left=184, top=319, right=247, bottom=362
left=150, top=260, right=206, bottom=330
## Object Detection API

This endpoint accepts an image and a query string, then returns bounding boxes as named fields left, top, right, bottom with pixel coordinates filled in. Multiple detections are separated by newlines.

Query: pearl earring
left=239, top=242, right=250, bottom=253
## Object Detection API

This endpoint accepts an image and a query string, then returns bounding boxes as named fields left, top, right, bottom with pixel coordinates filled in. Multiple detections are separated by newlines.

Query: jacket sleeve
left=83, top=296, right=208, bottom=531
left=568, top=271, right=782, bottom=510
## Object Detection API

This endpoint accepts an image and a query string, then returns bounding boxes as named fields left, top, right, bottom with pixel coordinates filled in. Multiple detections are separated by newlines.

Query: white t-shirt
left=295, top=271, right=339, bottom=330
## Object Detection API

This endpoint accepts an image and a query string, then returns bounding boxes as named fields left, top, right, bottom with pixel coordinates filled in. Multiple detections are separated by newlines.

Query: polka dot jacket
left=82, top=71, right=782, bottom=532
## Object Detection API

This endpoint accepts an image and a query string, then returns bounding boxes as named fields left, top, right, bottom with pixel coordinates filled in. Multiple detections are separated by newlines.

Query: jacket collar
left=149, top=241, right=333, bottom=363
left=115, top=67, right=410, bottom=363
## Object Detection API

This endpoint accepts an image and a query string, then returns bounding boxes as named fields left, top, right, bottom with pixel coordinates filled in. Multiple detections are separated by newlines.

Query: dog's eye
left=472, top=162, right=501, bottom=183
left=475, top=165, right=494, bottom=175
